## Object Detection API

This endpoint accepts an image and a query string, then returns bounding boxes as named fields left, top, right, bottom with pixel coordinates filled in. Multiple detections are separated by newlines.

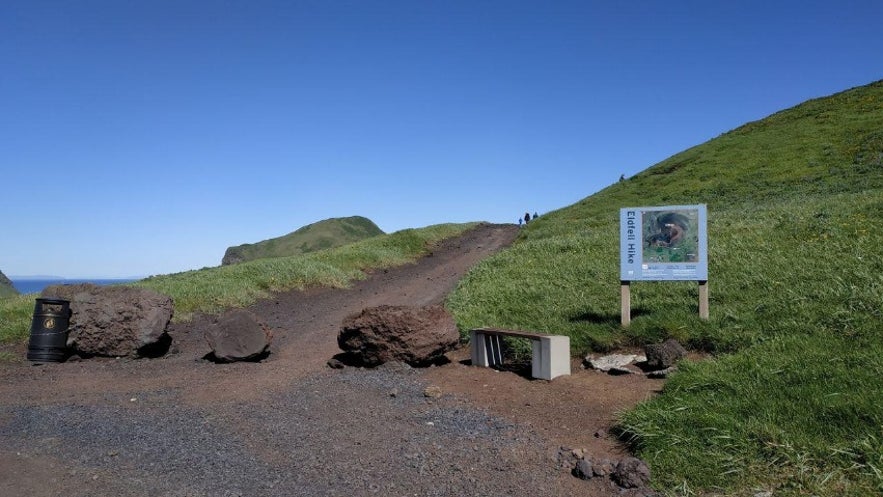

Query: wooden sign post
left=698, top=280, right=709, bottom=320
left=620, top=280, right=709, bottom=327
left=621, top=281, right=631, bottom=327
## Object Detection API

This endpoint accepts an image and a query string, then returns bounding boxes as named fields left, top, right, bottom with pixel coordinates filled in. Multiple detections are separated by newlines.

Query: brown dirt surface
left=0, top=223, right=663, bottom=497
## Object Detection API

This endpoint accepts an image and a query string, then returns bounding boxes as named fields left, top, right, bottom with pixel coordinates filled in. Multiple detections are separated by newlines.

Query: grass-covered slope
left=448, top=80, right=883, bottom=496
left=222, top=215, right=384, bottom=265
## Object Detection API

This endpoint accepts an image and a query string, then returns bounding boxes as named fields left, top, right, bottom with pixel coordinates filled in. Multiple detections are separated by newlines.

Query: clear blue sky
left=3, top=1, right=881, bottom=278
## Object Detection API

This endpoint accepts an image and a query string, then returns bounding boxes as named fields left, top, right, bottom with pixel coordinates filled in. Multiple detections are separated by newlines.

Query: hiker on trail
left=524, top=212, right=531, bottom=223
left=518, top=218, right=523, bottom=227
left=533, top=211, right=538, bottom=219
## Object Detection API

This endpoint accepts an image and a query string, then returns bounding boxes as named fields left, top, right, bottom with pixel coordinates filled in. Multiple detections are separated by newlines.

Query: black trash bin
left=27, top=298, right=72, bottom=363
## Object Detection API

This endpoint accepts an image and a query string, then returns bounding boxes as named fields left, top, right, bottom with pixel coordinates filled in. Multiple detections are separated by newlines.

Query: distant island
left=7, top=274, right=68, bottom=280
left=222, top=216, right=385, bottom=265
left=7, top=277, right=141, bottom=295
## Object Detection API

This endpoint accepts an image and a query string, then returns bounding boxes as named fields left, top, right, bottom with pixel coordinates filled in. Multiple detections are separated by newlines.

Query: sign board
left=620, top=204, right=708, bottom=281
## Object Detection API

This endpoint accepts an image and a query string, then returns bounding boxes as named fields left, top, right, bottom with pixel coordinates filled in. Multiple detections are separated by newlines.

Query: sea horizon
left=11, top=278, right=141, bottom=295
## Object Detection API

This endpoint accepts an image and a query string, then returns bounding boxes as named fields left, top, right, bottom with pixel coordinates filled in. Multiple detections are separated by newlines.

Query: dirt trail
left=0, top=223, right=661, bottom=497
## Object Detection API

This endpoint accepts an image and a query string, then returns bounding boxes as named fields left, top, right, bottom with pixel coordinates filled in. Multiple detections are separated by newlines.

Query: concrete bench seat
left=469, top=327, right=570, bottom=380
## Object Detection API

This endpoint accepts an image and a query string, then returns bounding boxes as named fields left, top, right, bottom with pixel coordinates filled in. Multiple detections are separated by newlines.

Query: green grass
left=0, top=294, right=35, bottom=346
left=448, top=79, right=883, bottom=495
left=0, top=223, right=475, bottom=346
left=619, top=333, right=883, bottom=496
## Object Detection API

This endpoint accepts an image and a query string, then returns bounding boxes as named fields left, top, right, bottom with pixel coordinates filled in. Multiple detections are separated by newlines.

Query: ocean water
left=12, top=279, right=139, bottom=295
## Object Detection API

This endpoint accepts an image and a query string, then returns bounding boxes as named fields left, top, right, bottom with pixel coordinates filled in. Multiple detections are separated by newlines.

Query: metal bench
left=469, top=327, right=571, bottom=380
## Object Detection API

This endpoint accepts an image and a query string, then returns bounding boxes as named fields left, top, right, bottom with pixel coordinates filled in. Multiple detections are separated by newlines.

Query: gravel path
left=2, top=364, right=571, bottom=496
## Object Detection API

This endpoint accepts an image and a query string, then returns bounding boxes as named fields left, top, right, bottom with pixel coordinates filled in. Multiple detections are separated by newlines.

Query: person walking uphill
left=524, top=212, right=531, bottom=223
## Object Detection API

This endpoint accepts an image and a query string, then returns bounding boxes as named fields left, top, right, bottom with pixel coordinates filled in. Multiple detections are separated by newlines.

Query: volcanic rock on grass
left=203, top=309, right=272, bottom=363
left=644, top=338, right=687, bottom=370
left=337, top=305, right=459, bottom=367
left=612, top=456, right=651, bottom=489
left=41, top=283, right=173, bottom=358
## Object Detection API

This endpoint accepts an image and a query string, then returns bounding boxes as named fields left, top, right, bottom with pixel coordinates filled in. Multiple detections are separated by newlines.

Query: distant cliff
left=0, top=269, right=18, bottom=298
left=222, top=216, right=385, bottom=265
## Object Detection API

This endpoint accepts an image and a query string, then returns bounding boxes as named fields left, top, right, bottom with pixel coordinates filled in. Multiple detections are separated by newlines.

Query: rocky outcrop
left=203, top=309, right=272, bottom=362
left=337, top=305, right=459, bottom=367
left=221, top=246, right=247, bottom=265
left=0, top=269, right=18, bottom=297
left=41, top=283, right=173, bottom=358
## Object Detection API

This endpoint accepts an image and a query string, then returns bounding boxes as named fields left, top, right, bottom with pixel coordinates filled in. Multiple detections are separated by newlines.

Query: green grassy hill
left=0, top=270, right=18, bottom=298
left=448, top=80, right=883, bottom=496
left=222, top=215, right=384, bottom=265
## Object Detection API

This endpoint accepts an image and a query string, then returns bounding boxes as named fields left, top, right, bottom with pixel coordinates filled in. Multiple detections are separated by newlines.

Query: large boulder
left=338, top=305, right=459, bottom=366
left=41, top=283, right=173, bottom=358
left=203, top=309, right=272, bottom=362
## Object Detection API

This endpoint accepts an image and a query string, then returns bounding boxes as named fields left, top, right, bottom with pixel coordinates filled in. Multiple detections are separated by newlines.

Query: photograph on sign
left=620, top=204, right=708, bottom=281
left=642, top=209, right=700, bottom=264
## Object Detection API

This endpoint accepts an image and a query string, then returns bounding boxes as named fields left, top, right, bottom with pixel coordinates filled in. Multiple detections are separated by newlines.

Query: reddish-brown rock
left=337, top=305, right=459, bottom=366
left=41, top=283, right=173, bottom=358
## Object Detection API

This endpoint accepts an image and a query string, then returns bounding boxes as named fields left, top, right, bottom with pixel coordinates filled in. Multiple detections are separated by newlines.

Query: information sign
left=619, top=204, right=708, bottom=281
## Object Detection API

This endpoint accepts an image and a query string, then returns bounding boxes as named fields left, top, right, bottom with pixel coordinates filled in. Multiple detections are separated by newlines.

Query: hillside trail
left=0, top=223, right=661, bottom=497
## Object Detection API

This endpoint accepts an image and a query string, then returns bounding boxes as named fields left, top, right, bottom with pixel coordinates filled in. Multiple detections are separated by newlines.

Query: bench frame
left=469, top=327, right=570, bottom=380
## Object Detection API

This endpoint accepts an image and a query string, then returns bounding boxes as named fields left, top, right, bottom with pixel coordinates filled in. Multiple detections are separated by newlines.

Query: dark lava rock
left=572, top=458, right=593, bottom=480
left=644, top=338, right=687, bottom=370
left=612, top=456, right=651, bottom=489
left=203, top=309, right=272, bottom=363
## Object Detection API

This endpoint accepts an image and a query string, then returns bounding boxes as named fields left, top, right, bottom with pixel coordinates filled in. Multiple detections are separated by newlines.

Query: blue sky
left=2, top=1, right=881, bottom=278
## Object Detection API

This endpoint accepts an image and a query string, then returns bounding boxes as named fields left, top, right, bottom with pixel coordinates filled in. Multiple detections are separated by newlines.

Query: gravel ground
left=0, top=224, right=659, bottom=497
left=1, top=364, right=571, bottom=497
